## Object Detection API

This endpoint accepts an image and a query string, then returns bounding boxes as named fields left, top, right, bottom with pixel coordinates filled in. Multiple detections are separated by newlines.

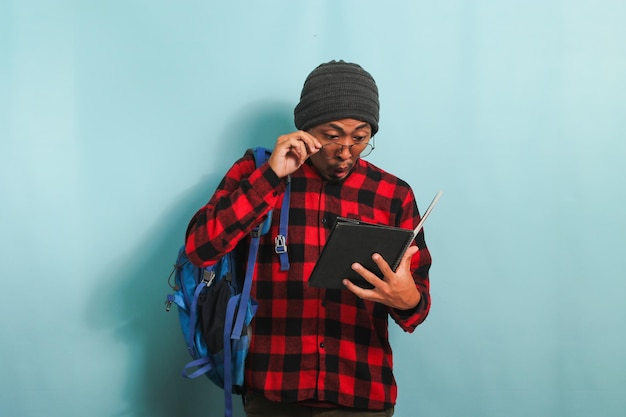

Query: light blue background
left=1, top=1, right=625, bottom=416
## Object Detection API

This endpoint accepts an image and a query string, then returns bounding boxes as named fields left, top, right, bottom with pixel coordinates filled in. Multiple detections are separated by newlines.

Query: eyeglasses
left=319, top=137, right=375, bottom=159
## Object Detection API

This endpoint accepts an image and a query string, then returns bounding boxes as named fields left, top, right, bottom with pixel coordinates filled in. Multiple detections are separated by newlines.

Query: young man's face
left=307, top=118, right=373, bottom=182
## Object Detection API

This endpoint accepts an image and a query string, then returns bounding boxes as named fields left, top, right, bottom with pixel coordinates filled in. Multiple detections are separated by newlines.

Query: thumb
left=399, top=245, right=419, bottom=270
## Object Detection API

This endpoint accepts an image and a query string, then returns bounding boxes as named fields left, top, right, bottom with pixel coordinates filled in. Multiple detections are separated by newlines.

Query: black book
left=308, top=191, right=442, bottom=289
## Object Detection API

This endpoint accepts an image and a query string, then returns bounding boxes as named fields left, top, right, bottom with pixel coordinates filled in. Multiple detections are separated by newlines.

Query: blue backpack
left=165, top=147, right=291, bottom=417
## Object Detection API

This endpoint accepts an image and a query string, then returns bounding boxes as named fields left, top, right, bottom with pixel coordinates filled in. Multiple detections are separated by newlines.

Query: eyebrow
left=326, top=122, right=371, bottom=133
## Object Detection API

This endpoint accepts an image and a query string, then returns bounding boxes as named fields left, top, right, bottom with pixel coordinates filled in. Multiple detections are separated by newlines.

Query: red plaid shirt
left=185, top=152, right=431, bottom=410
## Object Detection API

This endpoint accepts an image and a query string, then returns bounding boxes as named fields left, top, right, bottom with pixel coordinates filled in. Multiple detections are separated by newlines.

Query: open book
left=308, top=191, right=442, bottom=289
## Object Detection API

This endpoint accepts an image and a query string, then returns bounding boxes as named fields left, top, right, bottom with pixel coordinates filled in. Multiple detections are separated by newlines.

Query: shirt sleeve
left=388, top=189, right=432, bottom=333
left=184, top=154, right=286, bottom=267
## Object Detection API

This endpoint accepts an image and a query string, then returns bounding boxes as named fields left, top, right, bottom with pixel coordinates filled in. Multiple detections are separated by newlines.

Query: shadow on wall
left=84, top=101, right=294, bottom=417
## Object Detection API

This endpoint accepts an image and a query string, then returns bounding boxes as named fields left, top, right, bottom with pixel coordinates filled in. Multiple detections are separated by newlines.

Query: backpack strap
left=231, top=146, right=290, bottom=339
left=221, top=147, right=291, bottom=417
left=275, top=175, right=291, bottom=271
left=250, top=147, right=291, bottom=270
left=223, top=288, right=247, bottom=417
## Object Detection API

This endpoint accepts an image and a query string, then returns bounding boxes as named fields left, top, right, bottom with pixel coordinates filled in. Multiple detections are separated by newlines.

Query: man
left=185, top=60, right=432, bottom=417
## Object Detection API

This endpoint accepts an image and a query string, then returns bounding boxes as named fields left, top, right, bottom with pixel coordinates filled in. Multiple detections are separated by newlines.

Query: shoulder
left=219, top=151, right=257, bottom=189
left=230, top=149, right=261, bottom=173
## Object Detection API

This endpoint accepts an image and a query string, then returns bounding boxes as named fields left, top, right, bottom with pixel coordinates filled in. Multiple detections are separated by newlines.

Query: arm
left=185, top=156, right=284, bottom=267
left=343, top=191, right=432, bottom=333
left=185, top=131, right=322, bottom=267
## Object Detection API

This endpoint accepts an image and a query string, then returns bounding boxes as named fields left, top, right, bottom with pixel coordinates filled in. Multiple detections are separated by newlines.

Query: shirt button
left=321, top=218, right=326, bottom=224
left=320, top=342, right=325, bottom=348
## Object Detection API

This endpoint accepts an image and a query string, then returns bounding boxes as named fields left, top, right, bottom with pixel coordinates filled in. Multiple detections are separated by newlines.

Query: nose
left=337, top=144, right=352, bottom=159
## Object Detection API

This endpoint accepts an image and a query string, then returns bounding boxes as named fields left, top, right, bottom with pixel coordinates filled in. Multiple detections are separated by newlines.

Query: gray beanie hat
left=294, top=60, right=380, bottom=135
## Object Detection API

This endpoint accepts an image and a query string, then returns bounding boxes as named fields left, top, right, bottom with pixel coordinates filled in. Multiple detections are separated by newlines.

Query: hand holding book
left=344, top=245, right=422, bottom=310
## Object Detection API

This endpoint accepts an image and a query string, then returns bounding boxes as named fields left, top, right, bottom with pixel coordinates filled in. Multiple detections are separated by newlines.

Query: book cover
left=307, top=191, right=442, bottom=290
left=308, top=218, right=414, bottom=289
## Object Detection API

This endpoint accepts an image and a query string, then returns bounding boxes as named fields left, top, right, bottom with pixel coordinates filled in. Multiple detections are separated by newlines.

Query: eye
left=353, top=136, right=366, bottom=143
left=325, top=134, right=339, bottom=140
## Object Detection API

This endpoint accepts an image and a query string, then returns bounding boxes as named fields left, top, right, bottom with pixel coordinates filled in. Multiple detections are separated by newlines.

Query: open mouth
left=332, top=166, right=350, bottom=179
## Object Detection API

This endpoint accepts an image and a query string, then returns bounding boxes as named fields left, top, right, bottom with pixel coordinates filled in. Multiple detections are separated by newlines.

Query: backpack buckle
left=274, top=234, right=287, bottom=254
left=202, top=270, right=216, bottom=287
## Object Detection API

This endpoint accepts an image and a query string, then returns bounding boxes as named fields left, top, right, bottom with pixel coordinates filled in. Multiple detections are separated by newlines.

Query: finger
left=342, top=278, right=383, bottom=303
left=276, top=131, right=321, bottom=159
left=371, top=253, right=393, bottom=278
left=398, top=245, right=419, bottom=270
left=299, top=131, right=323, bottom=150
left=293, top=133, right=321, bottom=156
left=268, top=138, right=303, bottom=177
left=288, top=139, right=307, bottom=160
left=278, top=137, right=308, bottom=162
left=350, top=262, right=385, bottom=289
left=287, top=135, right=317, bottom=159
left=342, top=278, right=363, bottom=294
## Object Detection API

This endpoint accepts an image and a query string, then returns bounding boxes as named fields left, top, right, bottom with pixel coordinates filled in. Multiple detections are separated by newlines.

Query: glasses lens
left=320, top=142, right=373, bottom=158
left=359, top=143, right=373, bottom=158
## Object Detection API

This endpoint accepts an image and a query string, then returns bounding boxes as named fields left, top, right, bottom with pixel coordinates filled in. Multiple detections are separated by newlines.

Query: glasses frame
left=318, top=136, right=376, bottom=159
